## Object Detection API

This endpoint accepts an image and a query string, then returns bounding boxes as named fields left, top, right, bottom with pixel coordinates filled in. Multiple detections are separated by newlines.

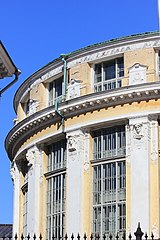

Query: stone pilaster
left=128, top=116, right=150, bottom=234
left=26, top=145, right=41, bottom=237
left=66, top=130, right=85, bottom=236
left=10, top=161, right=20, bottom=237
left=149, top=115, right=159, bottom=238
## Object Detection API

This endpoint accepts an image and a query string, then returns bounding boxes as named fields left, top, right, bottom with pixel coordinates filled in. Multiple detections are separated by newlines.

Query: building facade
left=5, top=32, right=160, bottom=239
left=0, top=41, right=20, bottom=93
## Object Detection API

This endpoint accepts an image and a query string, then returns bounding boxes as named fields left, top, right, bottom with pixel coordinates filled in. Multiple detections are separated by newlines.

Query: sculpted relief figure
left=68, top=135, right=77, bottom=152
left=26, top=149, right=35, bottom=167
left=133, top=123, right=144, bottom=140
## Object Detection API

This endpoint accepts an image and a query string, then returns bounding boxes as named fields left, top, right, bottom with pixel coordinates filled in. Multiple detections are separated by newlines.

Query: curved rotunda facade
left=5, top=32, right=160, bottom=239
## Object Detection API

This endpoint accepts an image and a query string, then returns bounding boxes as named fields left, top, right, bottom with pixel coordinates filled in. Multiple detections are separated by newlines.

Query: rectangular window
left=93, top=161, right=126, bottom=237
left=47, top=140, right=66, bottom=172
left=22, top=185, right=28, bottom=237
left=46, top=139, right=66, bottom=239
left=49, top=77, right=63, bottom=106
left=94, top=58, right=124, bottom=92
left=158, top=51, right=160, bottom=79
left=93, top=126, right=126, bottom=160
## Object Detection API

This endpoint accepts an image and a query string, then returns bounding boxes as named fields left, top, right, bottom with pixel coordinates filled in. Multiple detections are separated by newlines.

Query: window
left=93, top=161, right=126, bottom=237
left=22, top=185, right=28, bottom=237
left=49, top=77, right=63, bottom=106
left=93, top=126, right=126, bottom=160
left=158, top=51, right=160, bottom=79
left=46, top=139, right=66, bottom=239
left=21, top=162, right=29, bottom=237
left=94, top=58, right=124, bottom=92
left=92, top=126, right=126, bottom=237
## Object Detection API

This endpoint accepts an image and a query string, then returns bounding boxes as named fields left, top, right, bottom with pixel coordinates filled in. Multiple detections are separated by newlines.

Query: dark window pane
left=104, top=60, right=115, bottom=80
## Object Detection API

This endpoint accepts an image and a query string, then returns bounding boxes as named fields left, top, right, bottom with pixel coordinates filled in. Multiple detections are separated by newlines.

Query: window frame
left=48, top=76, right=63, bottom=106
left=45, top=139, right=67, bottom=240
left=93, top=125, right=126, bottom=160
left=92, top=125, right=126, bottom=237
left=93, top=57, right=124, bottom=92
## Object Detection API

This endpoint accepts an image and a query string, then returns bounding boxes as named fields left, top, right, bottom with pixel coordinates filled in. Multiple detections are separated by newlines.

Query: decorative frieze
left=41, top=66, right=63, bottom=81
left=67, top=40, right=160, bottom=69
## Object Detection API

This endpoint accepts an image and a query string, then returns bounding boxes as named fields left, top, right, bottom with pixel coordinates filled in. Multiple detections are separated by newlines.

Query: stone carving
left=83, top=130, right=90, bottom=171
left=150, top=116, right=158, bottom=162
left=10, top=162, right=19, bottom=183
left=41, top=66, right=63, bottom=81
left=26, top=146, right=40, bottom=167
left=129, top=63, right=147, bottom=85
left=67, top=79, right=81, bottom=100
left=152, top=222, right=159, bottom=238
left=26, top=150, right=35, bottom=167
left=68, top=136, right=77, bottom=152
left=133, top=123, right=144, bottom=140
left=28, top=99, right=38, bottom=115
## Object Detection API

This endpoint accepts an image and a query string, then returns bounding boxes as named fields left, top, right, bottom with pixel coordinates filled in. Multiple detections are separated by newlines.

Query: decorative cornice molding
left=5, top=82, right=160, bottom=160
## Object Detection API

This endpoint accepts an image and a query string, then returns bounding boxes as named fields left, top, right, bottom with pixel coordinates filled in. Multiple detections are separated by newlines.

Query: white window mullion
left=60, top=174, right=63, bottom=237
left=115, top=59, right=118, bottom=88
left=116, top=162, right=118, bottom=234
left=50, top=178, right=53, bottom=239
left=101, top=165, right=103, bottom=236
left=102, top=63, right=104, bottom=91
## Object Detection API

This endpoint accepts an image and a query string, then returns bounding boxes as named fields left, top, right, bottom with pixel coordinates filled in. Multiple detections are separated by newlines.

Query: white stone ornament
left=28, top=99, right=38, bottom=115
left=68, top=135, right=77, bottom=152
left=26, top=146, right=40, bottom=167
left=129, top=63, right=147, bottom=85
left=67, top=79, right=81, bottom=100
left=133, top=123, right=144, bottom=140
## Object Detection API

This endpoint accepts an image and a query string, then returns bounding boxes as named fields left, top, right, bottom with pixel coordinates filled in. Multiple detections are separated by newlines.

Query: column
left=128, top=116, right=150, bottom=234
left=149, top=115, right=159, bottom=238
left=10, top=161, right=20, bottom=237
left=66, top=129, right=84, bottom=236
left=26, top=145, right=41, bottom=237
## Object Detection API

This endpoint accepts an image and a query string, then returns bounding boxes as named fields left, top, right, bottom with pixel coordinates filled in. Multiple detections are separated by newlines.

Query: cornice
left=13, top=32, right=160, bottom=112
left=5, top=82, right=160, bottom=161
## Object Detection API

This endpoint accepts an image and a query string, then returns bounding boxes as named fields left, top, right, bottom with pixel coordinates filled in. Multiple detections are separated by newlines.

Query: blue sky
left=0, top=0, right=158, bottom=223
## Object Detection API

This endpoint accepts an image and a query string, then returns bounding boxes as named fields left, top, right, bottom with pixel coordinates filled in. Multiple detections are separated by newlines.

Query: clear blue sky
left=0, top=0, right=158, bottom=223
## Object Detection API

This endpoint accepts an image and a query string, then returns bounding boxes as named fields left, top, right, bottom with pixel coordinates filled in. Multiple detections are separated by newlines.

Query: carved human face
left=134, top=124, right=142, bottom=134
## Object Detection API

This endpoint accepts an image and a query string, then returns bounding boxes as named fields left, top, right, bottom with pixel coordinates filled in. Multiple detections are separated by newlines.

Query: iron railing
left=1, top=223, right=160, bottom=240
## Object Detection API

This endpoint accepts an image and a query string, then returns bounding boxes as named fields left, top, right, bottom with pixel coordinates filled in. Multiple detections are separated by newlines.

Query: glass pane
left=104, top=60, right=115, bottom=80
left=117, top=58, right=124, bottom=78
left=95, top=64, right=102, bottom=83
left=49, top=82, right=54, bottom=106
left=93, top=160, right=126, bottom=236
left=55, top=77, right=62, bottom=97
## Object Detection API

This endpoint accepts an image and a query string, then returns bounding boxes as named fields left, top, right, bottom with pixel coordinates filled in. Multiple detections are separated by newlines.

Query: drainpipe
left=54, top=54, right=68, bottom=133
left=60, top=54, right=68, bottom=101
left=0, top=69, right=21, bottom=96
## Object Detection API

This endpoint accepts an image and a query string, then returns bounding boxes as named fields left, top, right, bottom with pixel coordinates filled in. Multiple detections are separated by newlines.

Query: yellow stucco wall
left=124, top=48, right=157, bottom=84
